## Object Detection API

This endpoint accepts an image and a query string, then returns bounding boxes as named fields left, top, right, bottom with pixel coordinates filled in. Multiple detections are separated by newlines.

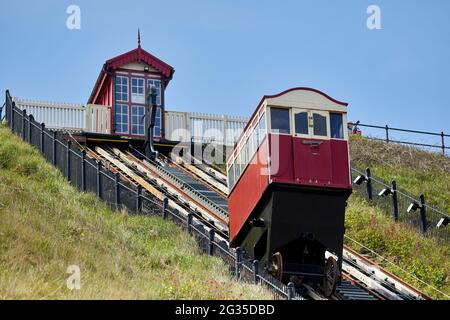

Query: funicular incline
left=162, top=153, right=431, bottom=301
left=110, top=144, right=436, bottom=300
left=85, top=141, right=429, bottom=300
left=161, top=161, right=229, bottom=212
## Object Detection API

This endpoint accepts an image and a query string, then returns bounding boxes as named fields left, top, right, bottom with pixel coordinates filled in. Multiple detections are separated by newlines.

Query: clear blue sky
left=1, top=0, right=449, bottom=141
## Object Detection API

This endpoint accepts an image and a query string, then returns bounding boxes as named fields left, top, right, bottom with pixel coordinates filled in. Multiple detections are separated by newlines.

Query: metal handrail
left=351, top=122, right=449, bottom=137
left=350, top=122, right=449, bottom=154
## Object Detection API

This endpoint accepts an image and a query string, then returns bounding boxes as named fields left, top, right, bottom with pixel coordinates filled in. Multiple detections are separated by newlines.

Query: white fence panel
left=86, top=104, right=111, bottom=134
left=165, top=110, right=248, bottom=146
left=13, top=97, right=85, bottom=132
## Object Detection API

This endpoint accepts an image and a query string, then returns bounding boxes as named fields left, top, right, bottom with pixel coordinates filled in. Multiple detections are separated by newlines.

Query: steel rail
left=130, top=147, right=229, bottom=220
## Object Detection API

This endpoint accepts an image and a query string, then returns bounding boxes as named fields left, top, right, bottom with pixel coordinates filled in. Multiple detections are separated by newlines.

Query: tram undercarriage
left=235, top=184, right=351, bottom=296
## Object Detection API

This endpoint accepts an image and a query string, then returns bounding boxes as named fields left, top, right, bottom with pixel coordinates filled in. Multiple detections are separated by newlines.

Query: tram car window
left=270, top=107, right=291, bottom=134
left=330, top=113, right=344, bottom=139
left=226, top=88, right=352, bottom=296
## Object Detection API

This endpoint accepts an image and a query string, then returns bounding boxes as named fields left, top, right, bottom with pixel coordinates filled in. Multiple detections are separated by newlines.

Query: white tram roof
left=263, top=87, right=348, bottom=112
left=228, top=87, right=348, bottom=165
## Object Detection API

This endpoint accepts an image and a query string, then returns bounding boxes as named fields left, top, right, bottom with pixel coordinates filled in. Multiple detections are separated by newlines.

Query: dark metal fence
left=2, top=90, right=302, bottom=300
left=351, top=166, right=449, bottom=243
left=349, top=122, right=449, bottom=155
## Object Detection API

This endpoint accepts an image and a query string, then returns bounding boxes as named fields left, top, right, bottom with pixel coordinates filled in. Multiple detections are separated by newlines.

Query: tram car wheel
left=322, top=257, right=340, bottom=297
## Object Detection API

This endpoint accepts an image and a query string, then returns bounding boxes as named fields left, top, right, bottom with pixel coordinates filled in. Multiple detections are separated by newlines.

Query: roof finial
left=138, top=28, right=141, bottom=48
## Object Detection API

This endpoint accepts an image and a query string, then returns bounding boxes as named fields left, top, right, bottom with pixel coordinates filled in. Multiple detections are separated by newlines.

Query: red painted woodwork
left=268, top=134, right=294, bottom=182
left=87, top=43, right=174, bottom=139
left=105, top=47, right=174, bottom=79
left=228, top=133, right=351, bottom=244
left=331, top=139, right=351, bottom=188
left=228, top=138, right=269, bottom=244
left=293, top=138, right=332, bottom=185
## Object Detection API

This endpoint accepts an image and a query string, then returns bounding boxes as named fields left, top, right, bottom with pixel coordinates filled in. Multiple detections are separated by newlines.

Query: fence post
left=96, top=162, right=102, bottom=199
left=40, top=123, right=45, bottom=153
left=208, top=228, right=215, bottom=256
left=190, top=137, right=195, bottom=161
left=66, top=140, right=71, bottom=182
left=115, top=173, right=120, bottom=209
left=136, top=185, right=142, bottom=213
left=419, top=194, right=427, bottom=233
left=187, top=213, right=193, bottom=234
left=52, top=131, right=57, bottom=165
left=442, top=132, right=446, bottom=155
left=385, top=125, right=389, bottom=143
left=392, top=180, right=399, bottom=222
left=21, top=109, right=26, bottom=140
left=10, top=101, right=15, bottom=130
left=28, top=114, right=32, bottom=143
left=252, top=260, right=259, bottom=284
left=235, top=247, right=242, bottom=279
left=287, top=282, right=295, bottom=300
left=366, top=168, right=373, bottom=201
left=81, top=150, right=86, bottom=191
left=162, top=198, right=168, bottom=219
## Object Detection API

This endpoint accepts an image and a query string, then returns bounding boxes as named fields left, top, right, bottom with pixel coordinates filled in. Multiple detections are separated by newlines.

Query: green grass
left=348, top=135, right=449, bottom=299
left=0, top=125, right=271, bottom=299
left=350, top=135, right=450, bottom=213
left=345, top=196, right=449, bottom=299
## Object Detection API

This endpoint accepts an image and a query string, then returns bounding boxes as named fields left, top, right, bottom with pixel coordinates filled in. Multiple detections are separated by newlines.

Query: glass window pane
left=259, top=112, right=266, bottom=131
left=236, top=154, right=241, bottom=179
left=295, top=112, right=308, bottom=135
left=115, top=104, right=129, bottom=133
left=131, top=106, right=145, bottom=135
left=270, top=108, right=290, bottom=134
left=229, top=164, right=235, bottom=189
left=330, top=113, right=344, bottom=139
left=148, top=79, right=162, bottom=105
left=313, top=113, right=327, bottom=136
left=257, top=112, right=267, bottom=145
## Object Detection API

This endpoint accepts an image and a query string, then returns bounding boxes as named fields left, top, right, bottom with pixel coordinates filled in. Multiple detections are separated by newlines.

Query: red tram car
left=226, top=87, right=352, bottom=295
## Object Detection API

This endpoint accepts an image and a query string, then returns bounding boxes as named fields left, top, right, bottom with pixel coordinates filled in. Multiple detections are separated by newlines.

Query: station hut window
left=330, top=113, right=344, bottom=139
left=153, top=107, right=162, bottom=137
left=148, top=79, right=162, bottom=105
left=270, top=108, right=290, bottom=134
left=115, top=103, right=129, bottom=133
left=313, top=113, right=327, bottom=136
left=131, top=106, right=145, bottom=135
left=115, top=76, right=129, bottom=102
left=131, top=78, right=145, bottom=103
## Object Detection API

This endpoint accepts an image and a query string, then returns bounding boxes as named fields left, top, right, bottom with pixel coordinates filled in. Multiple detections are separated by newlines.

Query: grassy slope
left=0, top=125, right=270, bottom=299
left=348, top=136, right=449, bottom=299
left=345, top=196, right=449, bottom=299
left=350, top=135, right=450, bottom=213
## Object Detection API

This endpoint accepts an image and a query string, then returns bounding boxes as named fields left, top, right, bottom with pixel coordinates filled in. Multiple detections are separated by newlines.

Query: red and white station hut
left=87, top=32, right=174, bottom=139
